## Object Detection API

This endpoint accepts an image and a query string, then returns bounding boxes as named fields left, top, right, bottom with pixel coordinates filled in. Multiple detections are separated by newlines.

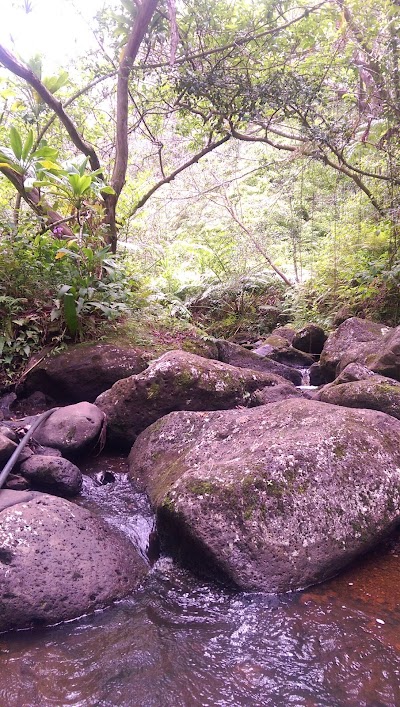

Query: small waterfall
left=297, top=367, right=318, bottom=391
left=300, top=368, right=310, bottom=386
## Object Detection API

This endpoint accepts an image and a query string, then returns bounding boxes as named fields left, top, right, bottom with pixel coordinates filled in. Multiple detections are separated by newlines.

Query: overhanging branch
left=126, top=133, right=231, bottom=218
left=0, top=45, right=102, bottom=174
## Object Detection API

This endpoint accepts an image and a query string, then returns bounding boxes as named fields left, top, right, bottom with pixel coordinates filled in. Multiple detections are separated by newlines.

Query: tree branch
left=230, top=127, right=384, bottom=214
left=127, top=133, right=231, bottom=218
left=140, top=1, right=328, bottom=70
left=33, top=71, right=117, bottom=152
left=0, top=44, right=102, bottom=174
left=0, top=165, right=73, bottom=235
left=111, top=0, right=160, bottom=197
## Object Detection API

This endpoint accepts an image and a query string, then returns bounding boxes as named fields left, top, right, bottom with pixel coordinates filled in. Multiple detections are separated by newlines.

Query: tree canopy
left=0, top=0, right=399, bottom=380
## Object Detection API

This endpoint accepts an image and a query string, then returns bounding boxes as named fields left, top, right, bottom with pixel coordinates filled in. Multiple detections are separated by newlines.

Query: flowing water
left=0, top=455, right=399, bottom=707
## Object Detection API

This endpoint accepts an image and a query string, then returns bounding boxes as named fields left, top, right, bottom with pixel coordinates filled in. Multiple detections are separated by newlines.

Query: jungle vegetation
left=0, top=0, right=399, bottom=381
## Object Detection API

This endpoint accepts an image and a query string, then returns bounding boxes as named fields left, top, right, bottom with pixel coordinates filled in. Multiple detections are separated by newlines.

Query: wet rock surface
left=0, top=490, right=148, bottom=632
left=19, top=455, right=83, bottom=497
left=96, top=349, right=289, bottom=448
left=34, top=402, right=105, bottom=457
left=129, top=398, right=400, bottom=593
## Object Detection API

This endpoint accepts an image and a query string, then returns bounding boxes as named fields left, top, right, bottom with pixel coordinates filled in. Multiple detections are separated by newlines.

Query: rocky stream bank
left=1, top=317, right=400, bottom=632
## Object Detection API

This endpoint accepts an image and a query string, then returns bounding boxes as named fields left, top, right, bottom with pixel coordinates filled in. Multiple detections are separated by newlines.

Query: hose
left=0, top=407, right=59, bottom=490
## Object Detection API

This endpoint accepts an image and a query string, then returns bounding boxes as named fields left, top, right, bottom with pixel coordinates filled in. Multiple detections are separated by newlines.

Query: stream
left=0, top=455, right=399, bottom=707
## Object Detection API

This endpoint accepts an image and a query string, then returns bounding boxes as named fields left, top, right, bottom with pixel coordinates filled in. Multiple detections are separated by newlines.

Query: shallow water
left=0, top=455, right=399, bottom=707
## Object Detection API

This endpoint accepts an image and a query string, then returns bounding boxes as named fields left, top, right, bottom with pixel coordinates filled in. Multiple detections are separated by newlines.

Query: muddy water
left=0, top=455, right=399, bottom=707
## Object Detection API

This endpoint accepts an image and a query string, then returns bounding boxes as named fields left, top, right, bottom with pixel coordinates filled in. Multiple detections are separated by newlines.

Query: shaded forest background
left=0, top=0, right=399, bottom=382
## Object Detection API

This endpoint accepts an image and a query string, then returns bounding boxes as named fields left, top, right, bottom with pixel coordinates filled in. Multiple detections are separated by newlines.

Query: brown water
left=0, top=455, right=399, bottom=707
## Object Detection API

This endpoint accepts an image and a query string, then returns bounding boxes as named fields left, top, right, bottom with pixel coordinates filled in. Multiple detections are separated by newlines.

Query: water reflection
left=0, top=456, right=399, bottom=707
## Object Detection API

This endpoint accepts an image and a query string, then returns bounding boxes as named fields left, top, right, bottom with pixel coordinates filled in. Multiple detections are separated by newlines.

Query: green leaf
left=31, top=146, right=59, bottom=160
left=21, top=129, right=34, bottom=161
left=63, top=293, right=79, bottom=336
left=10, top=126, right=23, bottom=160
left=43, top=70, right=69, bottom=94
left=101, top=185, right=116, bottom=195
left=67, top=173, right=92, bottom=196
left=38, top=159, right=64, bottom=171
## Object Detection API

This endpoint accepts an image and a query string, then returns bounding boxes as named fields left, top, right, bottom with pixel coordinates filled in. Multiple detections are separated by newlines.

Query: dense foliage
left=0, top=0, right=399, bottom=380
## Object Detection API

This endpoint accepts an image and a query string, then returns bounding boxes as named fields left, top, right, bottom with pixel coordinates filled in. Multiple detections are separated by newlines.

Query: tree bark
left=111, top=0, right=160, bottom=198
left=0, top=165, right=73, bottom=236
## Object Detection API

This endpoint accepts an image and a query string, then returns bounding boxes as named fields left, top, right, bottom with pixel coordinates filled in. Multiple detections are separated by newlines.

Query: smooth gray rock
left=19, top=455, right=82, bottom=497
left=129, top=399, right=400, bottom=593
left=34, top=402, right=105, bottom=458
left=96, top=350, right=289, bottom=448
left=0, top=426, right=18, bottom=443
left=0, top=492, right=148, bottom=632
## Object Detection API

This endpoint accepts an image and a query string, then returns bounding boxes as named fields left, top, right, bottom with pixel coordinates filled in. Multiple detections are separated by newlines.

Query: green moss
left=333, top=443, right=346, bottom=459
left=177, top=370, right=195, bottom=387
left=146, top=382, right=160, bottom=399
left=376, top=383, right=400, bottom=395
left=161, top=492, right=175, bottom=511
left=187, top=480, right=217, bottom=495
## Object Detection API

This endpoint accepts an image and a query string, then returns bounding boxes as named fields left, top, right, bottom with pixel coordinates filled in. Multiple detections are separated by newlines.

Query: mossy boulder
left=35, top=402, right=106, bottom=458
left=19, top=455, right=82, bottom=497
left=317, top=374, right=400, bottom=421
left=270, top=327, right=296, bottom=344
left=96, top=350, right=289, bottom=448
left=368, top=326, right=400, bottom=381
left=128, top=398, right=400, bottom=592
left=319, top=317, right=391, bottom=382
left=253, top=337, right=314, bottom=368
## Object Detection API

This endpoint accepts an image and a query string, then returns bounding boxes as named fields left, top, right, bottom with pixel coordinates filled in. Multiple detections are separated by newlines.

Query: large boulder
left=252, top=383, right=303, bottom=405
left=215, top=339, right=302, bottom=385
left=270, top=327, right=296, bottom=344
left=317, top=375, right=400, bottom=421
left=16, top=344, right=148, bottom=404
left=292, top=324, right=327, bottom=355
left=253, top=336, right=314, bottom=368
left=129, top=399, right=400, bottom=593
left=314, top=362, right=377, bottom=398
left=0, top=490, right=148, bottom=632
left=368, top=326, right=400, bottom=381
left=319, top=317, right=391, bottom=382
left=95, top=350, right=289, bottom=448
left=34, top=402, right=105, bottom=458
left=19, top=455, right=83, bottom=497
